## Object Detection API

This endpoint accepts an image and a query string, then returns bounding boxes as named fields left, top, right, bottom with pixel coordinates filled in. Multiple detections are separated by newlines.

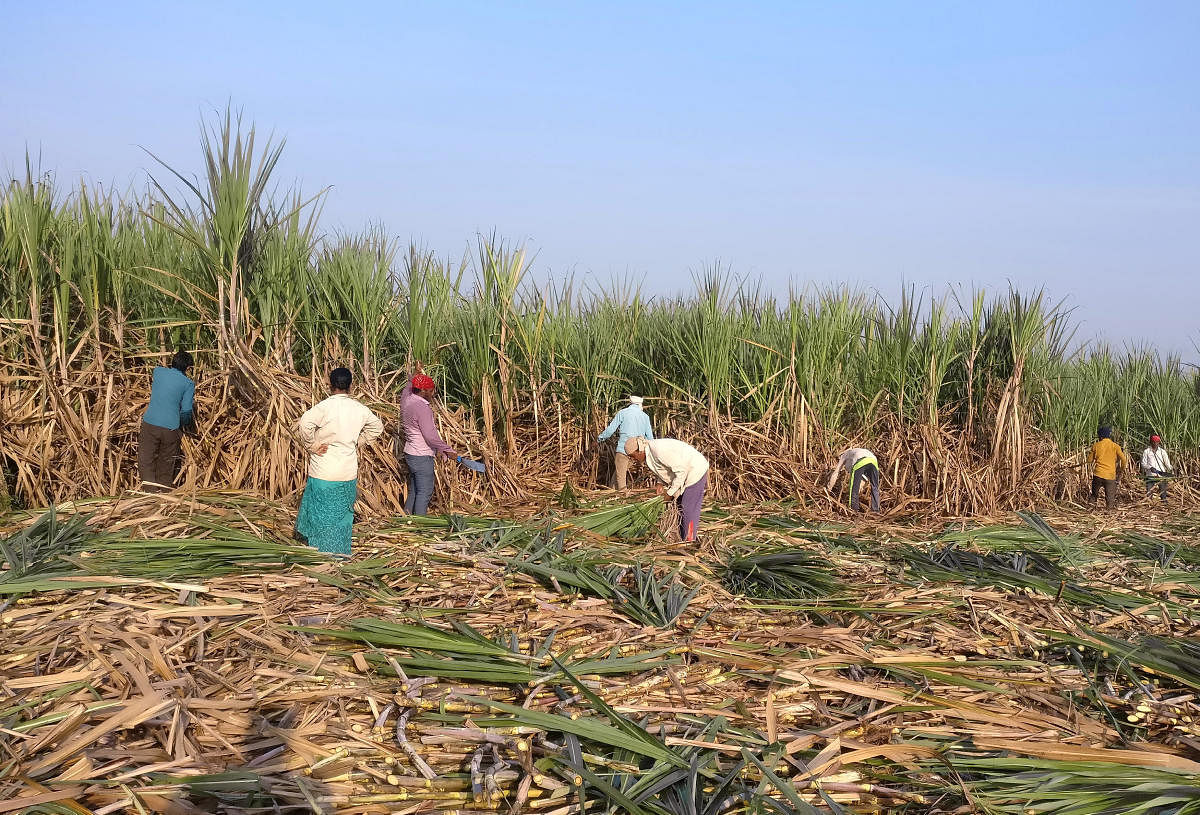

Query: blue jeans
left=404, top=454, right=436, bottom=515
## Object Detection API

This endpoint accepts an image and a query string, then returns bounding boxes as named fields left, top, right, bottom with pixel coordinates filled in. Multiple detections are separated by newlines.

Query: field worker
left=400, top=363, right=458, bottom=515
left=295, top=367, right=384, bottom=556
left=1141, top=433, right=1173, bottom=503
left=826, top=447, right=881, bottom=512
left=1089, top=425, right=1131, bottom=510
left=598, top=396, right=654, bottom=490
left=624, top=436, right=708, bottom=542
left=138, top=349, right=196, bottom=493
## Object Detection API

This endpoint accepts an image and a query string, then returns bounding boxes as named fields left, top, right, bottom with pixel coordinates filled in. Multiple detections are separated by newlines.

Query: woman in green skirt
left=295, top=367, right=384, bottom=556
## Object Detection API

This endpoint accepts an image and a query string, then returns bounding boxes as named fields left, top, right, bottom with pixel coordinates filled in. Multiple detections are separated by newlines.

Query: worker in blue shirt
left=597, top=396, right=654, bottom=490
left=139, top=350, right=196, bottom=492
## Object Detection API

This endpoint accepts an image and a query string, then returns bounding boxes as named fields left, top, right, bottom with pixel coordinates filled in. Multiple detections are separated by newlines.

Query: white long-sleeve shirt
left=837, top=448, right=877, bottom=472
left=827, top=448, right=878, bottom=490
left=642, top=438, right=710, bottom=497
left=1142, top=446, right=1173, bottom=475
left=297, top=394, right=384, bottom=481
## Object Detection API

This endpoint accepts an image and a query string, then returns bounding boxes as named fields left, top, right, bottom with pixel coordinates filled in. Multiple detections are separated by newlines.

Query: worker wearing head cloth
left=1141, top=433, right=1173, bottom=504
left=624, top=436, right=709, bottom=542
left=400, top=364, right=458, bottom=515
left=598, top=395, right=655, bottom=491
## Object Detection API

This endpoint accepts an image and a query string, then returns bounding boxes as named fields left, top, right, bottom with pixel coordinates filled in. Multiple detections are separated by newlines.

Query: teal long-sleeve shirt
left=598, top=405, right=654, bottom=452
left=143, top=366, right=195, bottom=430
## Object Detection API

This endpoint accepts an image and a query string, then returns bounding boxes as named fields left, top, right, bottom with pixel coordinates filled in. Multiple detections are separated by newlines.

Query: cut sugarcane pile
left=3, top=492, right=1200, bottom=813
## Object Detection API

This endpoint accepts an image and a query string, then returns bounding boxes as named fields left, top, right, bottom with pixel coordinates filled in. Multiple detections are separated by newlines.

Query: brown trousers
left=139, top=421, right=182, bottom=493
left=613, top=452, right=631, bottom=490
left=1091, top=476, right=1117, bottom=509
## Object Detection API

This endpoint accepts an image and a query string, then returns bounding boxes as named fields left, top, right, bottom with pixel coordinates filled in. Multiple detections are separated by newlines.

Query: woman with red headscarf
left=400, top=362, right=458, bottom=515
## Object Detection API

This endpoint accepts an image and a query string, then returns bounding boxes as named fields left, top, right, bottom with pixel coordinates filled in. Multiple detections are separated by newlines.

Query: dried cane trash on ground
left=3, top=490, right=1200, bottom=813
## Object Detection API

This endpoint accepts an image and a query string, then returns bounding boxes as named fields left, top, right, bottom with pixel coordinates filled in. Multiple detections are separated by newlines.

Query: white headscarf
left=629, top=395, right=644, bottom=405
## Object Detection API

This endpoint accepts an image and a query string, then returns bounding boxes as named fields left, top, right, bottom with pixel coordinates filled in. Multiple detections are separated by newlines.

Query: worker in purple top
left=400, top=363, right=458, bottom=515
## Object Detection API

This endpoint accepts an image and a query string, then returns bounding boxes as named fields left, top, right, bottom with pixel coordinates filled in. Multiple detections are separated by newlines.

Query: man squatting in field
left=624, top=436, right=709, bottom=542
left=139, top=350, right=196, bottom=493
left=1142, top=433, right=1173, bottom=503
left=597, top=395, right=654, bottom=490
left=1090, top=426, right=1131, bottom=510
left=295, top=367, right=384, bottom=556
left=400, top=363, right=459, bottom=515
left=826, top=447, right=881, bottom=512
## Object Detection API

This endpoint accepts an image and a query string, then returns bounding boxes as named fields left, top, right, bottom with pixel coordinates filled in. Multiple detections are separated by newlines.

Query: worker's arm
left=417, top=402, right=458, bottom=460
left=665, top=465, right=689, bottom=498
left=298, top=404, right=322, bottom=450
left=827, top=450, right=851, bottom=491
left=645, top=415, right=655, bottom=441
left=180, top=378, right=197, bottom=435
left=826, top=467, right=841, bottom=491
left=597, top=413, right=620, bottom=442
left=402, top=361, right=422, bottom=399
left=361, top=408, right=385, bottom=444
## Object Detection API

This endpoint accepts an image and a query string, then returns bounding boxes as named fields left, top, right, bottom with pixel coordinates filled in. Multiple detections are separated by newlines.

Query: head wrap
left=1098, top=426, right=1112, bottom=439
left=629, top=395, right=644, bottom=405
left=412, top=374, right=436, bottom=392
left=1150, top=434, right=1161, bottom=444
left=624, top=436, right=648, bottom=455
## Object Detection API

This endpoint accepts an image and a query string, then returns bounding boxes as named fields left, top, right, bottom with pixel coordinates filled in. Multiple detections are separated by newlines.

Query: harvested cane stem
left=395, top=707, right=438, bottom=780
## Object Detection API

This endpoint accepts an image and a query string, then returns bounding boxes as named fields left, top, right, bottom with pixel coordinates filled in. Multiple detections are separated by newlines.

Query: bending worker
left=139, top=349, right=196, bottom=493
left=1141, top=433, right=1173, bottom=504
left=624, top=436, right=708, bottom=542
left=296, top=367, right=384, bottom=556
left=1090, top=425, right=1131, bottom=510
left=827, top=447, right=881, bottom=512
left=598, top=395, right=654, bottom=491
left=400, top=363, right=458, bottom=515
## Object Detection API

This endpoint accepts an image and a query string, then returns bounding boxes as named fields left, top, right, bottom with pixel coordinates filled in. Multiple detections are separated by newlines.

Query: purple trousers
left=676, top=473, right=707, bottom=542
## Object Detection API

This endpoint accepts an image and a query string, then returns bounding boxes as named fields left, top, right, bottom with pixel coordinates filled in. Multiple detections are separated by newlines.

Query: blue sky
left=3, top=1, right=1198, bottom=356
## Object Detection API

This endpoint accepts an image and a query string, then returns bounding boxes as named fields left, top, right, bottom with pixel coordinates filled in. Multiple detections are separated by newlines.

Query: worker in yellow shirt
left=1089, top=426, right=1130, bottom=510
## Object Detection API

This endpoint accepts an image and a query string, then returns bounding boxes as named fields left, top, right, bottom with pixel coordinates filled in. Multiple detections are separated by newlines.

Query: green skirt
left=296, top=476, right=357, bottom=556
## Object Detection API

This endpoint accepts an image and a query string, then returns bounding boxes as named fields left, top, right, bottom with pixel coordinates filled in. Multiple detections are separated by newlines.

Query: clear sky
left=3, top=1, right=1198, bottom=357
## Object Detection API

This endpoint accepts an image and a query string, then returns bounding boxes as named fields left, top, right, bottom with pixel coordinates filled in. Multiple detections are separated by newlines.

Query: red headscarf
left=1150, top=435, right=1161, bottom=444
left=412, top=374, right=436, bottom=392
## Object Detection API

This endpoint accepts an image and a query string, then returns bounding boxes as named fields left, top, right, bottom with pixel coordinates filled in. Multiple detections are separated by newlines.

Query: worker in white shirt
left=295, top=367, right=384, bottom=556
left=624, top=436, right=709, bottom=542
left=1141, top=434, right=1173, bottom=503
left=826, top=447, right=881, bottom=512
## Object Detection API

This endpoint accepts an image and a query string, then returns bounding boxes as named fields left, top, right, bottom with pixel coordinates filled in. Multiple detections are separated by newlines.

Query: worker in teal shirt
left=598, top=396, right=654, bottom=490
left=139, top=350, right=196, bottom=492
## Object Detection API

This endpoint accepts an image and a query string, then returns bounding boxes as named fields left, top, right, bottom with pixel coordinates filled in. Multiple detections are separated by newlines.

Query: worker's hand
left=655, top=484, right=665, bottom=497
left=313, top=444, right=329, bottom=455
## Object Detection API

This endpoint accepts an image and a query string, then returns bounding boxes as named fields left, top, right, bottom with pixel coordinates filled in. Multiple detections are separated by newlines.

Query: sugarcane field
left=5, top=102, right=1200, bottom=815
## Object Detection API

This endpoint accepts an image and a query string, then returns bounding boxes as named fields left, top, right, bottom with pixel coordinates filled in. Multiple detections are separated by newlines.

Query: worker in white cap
left=598, top=395, right=655, bottom=490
